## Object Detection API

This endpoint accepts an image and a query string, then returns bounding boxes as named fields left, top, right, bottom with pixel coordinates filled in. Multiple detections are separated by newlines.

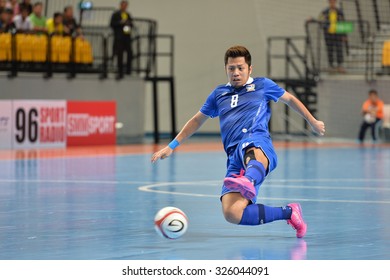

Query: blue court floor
left=0, top=140, right=389, bottom=260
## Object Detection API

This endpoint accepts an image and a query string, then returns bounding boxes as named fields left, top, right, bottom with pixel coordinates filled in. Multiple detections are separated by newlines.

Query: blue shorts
left=221, top=134, right=278, bottom=203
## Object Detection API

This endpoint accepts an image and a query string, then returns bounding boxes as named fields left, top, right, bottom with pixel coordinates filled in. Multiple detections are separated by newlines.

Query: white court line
left=267, top=178, right=390, bottom=183
left=0, top=179, right=155, bottom=185
left=138, top=181, right=390, bottom=205
left=0, top=178, right=389, bottom=192
left=1, top=178, right=389, bottom=204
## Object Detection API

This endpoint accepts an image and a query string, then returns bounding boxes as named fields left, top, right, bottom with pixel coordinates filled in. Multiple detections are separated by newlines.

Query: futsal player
left=151, top=46, right=325, bottom=238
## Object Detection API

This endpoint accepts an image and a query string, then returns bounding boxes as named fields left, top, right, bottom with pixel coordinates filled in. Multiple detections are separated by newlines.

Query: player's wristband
left=168, top=139, right=180, bottom=150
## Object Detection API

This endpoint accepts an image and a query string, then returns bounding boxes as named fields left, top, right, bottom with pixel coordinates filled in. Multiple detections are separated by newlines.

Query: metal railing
left=0, top=17, right=159, bottom=79
left=366, top=33, right=390, bottom=80
left=305, top=19, right=371, bottom=75
left=267, top=36, right=310, bottom=80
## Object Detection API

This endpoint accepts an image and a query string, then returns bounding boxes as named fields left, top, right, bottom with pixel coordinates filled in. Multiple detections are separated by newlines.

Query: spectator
left=13, top=4, right=32, bottom=32
left=0, top=7, right=16, bottom=33
left=0, top=0, right=6, bottom=10
left=110, top=0, right=133, bottom=80
left=63, top=5, right=82, bottom=37
left=358, top=89, right=384, bottom=144
left=28, top=2, right=47, bottom=33
left=5, top=0, right=19, bottom=19
left=319, top=0, right=346, bottom=73
left=20, top=0, right=32, bottom=15
left=46, top=12, right=65, bottom=35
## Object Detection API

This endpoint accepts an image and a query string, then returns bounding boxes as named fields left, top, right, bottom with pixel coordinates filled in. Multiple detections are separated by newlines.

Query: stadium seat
left=74, top=37, right=93, bottom=64
left=382, top=41, right=390, bottom=67
left=51, top=35, right=71, bottom=63
left=0, top=33, right=12, bottom=61
left=58, top=36, right=71, bottom=63
left=31, top=35, right=48, bottom=62
left=18, top=34, right=33, bottom=62
left=380, top=104, right=390, bottom=142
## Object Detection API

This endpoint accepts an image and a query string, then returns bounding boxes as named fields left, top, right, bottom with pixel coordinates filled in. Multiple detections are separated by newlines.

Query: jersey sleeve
left=200, top=90, right=218, bottom=118
left=263, top=78, right=286, bottom=102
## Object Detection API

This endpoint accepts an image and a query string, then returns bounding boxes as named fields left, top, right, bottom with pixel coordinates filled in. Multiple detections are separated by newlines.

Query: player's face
left=225, top=57, right=252, bottom=88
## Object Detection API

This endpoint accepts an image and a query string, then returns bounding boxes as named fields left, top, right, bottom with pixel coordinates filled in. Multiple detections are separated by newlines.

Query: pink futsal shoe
left=223, top=171, right=256, bottom=201
left=287, top=203, right=307, bottom=238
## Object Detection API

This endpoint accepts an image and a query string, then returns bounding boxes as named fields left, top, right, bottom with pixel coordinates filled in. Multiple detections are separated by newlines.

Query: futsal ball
left=154, top=207, right=188, bottom=239
left=364, top=113, right=375, bottom=124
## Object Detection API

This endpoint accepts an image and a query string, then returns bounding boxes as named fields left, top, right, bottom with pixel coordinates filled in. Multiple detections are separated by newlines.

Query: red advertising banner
left=67, top=101, right=116, bottom=146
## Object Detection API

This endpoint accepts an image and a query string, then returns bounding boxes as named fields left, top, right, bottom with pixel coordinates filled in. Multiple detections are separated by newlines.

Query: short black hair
left=368, top=89, right=378, bottom=95
left=20, top=4, right=30, bottom=12
left=224, top=45, right=252, bottom=66
left=53, top=12, right=62, bottom=19
left=64, top=5, right=73, bottom=13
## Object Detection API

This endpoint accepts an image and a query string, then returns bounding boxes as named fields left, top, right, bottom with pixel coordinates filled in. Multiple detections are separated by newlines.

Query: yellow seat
left=15, top=33, right=33, bottom=62
left=74, top=37, right=83, bottom=63
left=51, top=35, right=70, bottom=63
left=0, top=33, right=12, bottom=61
left=74, top=37, right=93, bottom=64
left=50, top=35, right=61, bottom=63
left=31, top=35, right=48, bottom=62
left=58, top=36, right=71, bottom=63
left=83, top=40, right=93, bottom=64
left=382, top=41, right=390, bottom=67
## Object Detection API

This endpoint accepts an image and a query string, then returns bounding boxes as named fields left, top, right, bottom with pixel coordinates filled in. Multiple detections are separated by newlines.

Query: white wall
left=89, top=0, right=328, bottom=135
left=318, top=77, right=390, bottom=139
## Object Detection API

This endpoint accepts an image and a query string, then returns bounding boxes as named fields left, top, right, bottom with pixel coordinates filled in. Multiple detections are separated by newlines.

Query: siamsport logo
left=67, top=113, right=115, bottom=136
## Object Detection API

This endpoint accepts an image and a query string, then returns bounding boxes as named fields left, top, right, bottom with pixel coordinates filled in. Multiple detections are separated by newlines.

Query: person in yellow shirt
left=319, top=0, right=346, bottom=73
left=110, top=0, right=134, bottom=80
left=46, top=12, right=64, bottom=35
left=358, top=89, right=384, bottom=143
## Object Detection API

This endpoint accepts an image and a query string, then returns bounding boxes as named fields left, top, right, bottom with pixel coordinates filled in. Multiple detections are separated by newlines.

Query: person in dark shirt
left=319, top=0, right=346, bottom=73
left=110, top=0, right=133, bottom=80
left=20, top=0, right=32, bottom=15
left=63, top=5, right=82, bottom=37
left=0, top=8, right=16, bottom=33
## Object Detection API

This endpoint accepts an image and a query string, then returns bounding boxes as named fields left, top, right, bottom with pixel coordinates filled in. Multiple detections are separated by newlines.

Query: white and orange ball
left=364, top=113, right=376, bottom=124
left=154, top=207, right=188, bottom=239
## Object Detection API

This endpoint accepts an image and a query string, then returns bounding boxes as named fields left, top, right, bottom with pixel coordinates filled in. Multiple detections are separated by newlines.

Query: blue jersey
left=200, top=77, right=285, bottom=153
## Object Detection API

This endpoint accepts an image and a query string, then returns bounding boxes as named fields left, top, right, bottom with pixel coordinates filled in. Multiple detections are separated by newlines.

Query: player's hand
left=310, top=119, right=325, bottom=136
left=151, top=146, right=173, bottom=163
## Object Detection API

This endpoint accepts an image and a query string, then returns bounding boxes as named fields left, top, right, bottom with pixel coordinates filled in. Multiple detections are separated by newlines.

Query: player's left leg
left=221, top=192, right=250, bottom=224
left=221, top=192, right=306, bottom=238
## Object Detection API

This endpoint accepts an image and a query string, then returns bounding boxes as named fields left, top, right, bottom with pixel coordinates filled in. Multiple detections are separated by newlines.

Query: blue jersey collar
left=226, top=77, right=254, bottom=87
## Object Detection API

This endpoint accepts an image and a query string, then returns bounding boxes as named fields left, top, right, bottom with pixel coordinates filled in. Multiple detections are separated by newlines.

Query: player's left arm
left=279, top=91, right=326, bottom=136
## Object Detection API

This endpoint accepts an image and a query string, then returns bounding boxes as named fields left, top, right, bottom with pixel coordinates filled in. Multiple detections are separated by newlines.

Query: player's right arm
left=151, top=111, right=209, bottom=163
